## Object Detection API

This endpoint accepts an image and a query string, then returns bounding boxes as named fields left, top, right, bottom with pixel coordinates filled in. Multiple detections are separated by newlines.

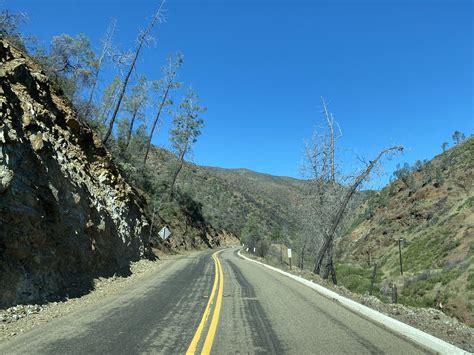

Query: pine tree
left=168, top=87, right=205, bottom=198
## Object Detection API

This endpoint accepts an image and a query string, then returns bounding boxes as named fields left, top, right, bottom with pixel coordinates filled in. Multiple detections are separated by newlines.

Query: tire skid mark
left=43, top=252, right=213, bottom=355
left=249, top=263, right=392, bottom=355
left=227, top=260, right=284, bottom=354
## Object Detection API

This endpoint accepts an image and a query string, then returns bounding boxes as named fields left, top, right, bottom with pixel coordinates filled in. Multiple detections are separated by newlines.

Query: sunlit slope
left=337, top=137, right=474, bottom=325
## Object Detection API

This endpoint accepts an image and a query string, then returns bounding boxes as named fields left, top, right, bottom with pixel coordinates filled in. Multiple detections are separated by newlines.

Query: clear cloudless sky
left=5, top=0, right=473, bottom=187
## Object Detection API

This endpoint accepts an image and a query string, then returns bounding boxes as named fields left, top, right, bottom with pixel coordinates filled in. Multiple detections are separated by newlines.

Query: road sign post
left=288, top=248, right=292, bottom=270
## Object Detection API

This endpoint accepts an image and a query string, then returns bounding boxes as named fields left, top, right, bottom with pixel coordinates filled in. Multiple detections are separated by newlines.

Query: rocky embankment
left=0, top=39, right=153, bottom=307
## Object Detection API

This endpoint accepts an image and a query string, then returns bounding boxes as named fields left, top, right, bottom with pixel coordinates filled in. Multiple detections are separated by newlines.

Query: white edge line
left=237, top=249, right=470, bottom=355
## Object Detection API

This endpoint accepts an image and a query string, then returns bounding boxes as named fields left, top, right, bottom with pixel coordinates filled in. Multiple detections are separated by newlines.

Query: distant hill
left=337, top=137, right=474, bottom=325
left=146, top=147, right=308, bottom=236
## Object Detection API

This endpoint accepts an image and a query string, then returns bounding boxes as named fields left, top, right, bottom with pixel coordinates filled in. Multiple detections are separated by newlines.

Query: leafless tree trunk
left=144, top=52, right=183, bottom=165
left=169, top=143, right=188, bottom=199
left=84, top=19, right=116, bottom=118
left=144, top=83, right=172, bottom=165
left=125, top=106, right=139, bottom=148
left=369, top=262, right=377, bottom=295
left=103, top=2, right=164, bottom=144
left=313, top=146, right=404, bottom=283
left=321, top=97, right=336, bottom=182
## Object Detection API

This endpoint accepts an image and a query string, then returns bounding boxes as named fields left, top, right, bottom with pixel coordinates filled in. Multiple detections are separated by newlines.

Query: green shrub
left=468, top=272, right=474, bottom=291
left=336, top=263, right=381, bottom=295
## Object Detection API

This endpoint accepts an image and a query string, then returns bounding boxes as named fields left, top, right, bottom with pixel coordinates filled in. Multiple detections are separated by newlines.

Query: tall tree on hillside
left=98, top=76, right=122, bottom=125
left=103, top=1, right=165, bottom=144
left=241, top=216, right=269, bottom=257
left=441, top=142, right=449, bottom=152
left=270, top=225, right=284, bottom=262
left=123, top=75, right=149, bottom=148
left=0, top=9, right=27, bottom=47
left=168, top=87, right=206, bottom=198
left=84, top=19, right=116, bottom=118
left=143, top=52, right=184, bottom=165
left=241, top=216, right=260, bottom=249
left=320, top=97, right=342, bottom=182
left=452, top=131, right=465, bottom=145
left=48, top=33, right=97, bottom=100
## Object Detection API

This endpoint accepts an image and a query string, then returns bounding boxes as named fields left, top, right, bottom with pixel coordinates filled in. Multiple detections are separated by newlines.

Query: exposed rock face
left=0, top=39, right=152, bottom=307
left=160, top=224, right=239, bottom=252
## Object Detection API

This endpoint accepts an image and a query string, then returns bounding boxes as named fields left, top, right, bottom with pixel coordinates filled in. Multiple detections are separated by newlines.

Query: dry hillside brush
left=337, top=137, right=473, bottom=325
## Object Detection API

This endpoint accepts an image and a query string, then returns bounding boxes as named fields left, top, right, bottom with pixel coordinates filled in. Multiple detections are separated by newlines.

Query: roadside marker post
left=398, top=238, right=404, bottom=275
left=288, top=248, right=292, bottom=270
left=253, top=247, right=256, bottom=253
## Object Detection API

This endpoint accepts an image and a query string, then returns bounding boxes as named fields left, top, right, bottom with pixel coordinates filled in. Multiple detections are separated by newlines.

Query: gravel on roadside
left=0, top=250, right=195, bottom=343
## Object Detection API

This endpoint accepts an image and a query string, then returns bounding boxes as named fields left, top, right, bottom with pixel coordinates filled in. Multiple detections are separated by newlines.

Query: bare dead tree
left=313, top=146, right=404, bottom=283
left=320, top=97, right=342, bottom=182
left=123, top=75, right=149, bottom=148
left=143, top=52, right=183, bottom=165
left=98, top=76, right=121, bottom=125
left=293, top=179, right=327, bottom=271
left=302, top=98, right=403, bottom=284
left=299, top=120, right=343, bottom=267
left=103, top=1, right=165, bottom=144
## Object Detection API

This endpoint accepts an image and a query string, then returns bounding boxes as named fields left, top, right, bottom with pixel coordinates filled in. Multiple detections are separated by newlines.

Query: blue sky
left=5, top=0, right=473, bottom=187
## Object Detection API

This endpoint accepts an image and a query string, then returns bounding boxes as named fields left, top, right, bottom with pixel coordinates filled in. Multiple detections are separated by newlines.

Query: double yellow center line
left=186, top=251, right=224, bottom=355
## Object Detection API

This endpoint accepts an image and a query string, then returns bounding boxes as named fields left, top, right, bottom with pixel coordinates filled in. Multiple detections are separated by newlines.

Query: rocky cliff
left=0, top=39, right=153, bottom=307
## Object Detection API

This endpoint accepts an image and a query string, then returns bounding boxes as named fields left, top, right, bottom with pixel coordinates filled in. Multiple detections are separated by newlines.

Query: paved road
left=0, top=248, right=429, bottom=354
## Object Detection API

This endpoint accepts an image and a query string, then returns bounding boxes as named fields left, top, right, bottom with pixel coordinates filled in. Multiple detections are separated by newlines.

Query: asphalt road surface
left=0, top=248, right=430, bottom=354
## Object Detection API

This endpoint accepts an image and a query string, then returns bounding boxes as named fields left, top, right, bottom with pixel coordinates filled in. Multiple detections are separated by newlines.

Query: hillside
left=336, top=137, right=474, bottom=325
left=145, top=147, right=308, bottom=236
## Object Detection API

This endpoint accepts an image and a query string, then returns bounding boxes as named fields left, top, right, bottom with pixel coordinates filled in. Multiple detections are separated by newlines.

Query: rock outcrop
left=0, top=39, right=152, bottom=307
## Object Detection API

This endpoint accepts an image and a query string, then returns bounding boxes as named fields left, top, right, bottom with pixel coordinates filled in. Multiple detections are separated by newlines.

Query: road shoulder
left=0, top=249, right=205, bottom=344
left=238, top=249, right=471, bottom=354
